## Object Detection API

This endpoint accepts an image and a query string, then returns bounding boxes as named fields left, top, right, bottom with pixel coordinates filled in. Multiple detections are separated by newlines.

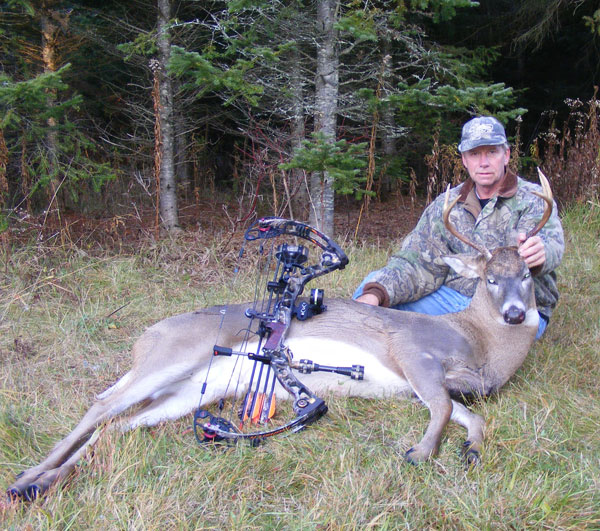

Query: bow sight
left=193, top=218, right=364, bottom=444
left=247, top=243, right=326, bottom=325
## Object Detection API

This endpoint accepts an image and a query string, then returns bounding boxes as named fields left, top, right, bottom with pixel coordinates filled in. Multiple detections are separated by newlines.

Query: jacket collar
left=458, top=167, right=518, bottom=218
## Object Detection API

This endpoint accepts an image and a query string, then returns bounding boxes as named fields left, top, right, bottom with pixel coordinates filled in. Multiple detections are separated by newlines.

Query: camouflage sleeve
left=515, top=182, right=564, bottom=276
left=364, top=196, right=452, bottom=305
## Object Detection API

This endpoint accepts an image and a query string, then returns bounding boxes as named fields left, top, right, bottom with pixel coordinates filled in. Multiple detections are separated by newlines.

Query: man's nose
left=478, top=153, right=490, bottom=165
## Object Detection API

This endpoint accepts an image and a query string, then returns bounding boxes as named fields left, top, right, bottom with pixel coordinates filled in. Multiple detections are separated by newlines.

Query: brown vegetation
left=532, top=90, right=600, bottom=207
left=424, top=94, right=600, bottom=211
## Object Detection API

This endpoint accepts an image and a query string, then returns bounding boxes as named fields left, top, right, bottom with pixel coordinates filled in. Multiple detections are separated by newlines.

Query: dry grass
left=1, top=204, right=600, bottom=529
left=533, top=93, right=600, bottom=208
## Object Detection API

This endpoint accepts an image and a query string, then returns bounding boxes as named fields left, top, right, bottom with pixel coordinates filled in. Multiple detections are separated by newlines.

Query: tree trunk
left=290, top=48, right=308, bottom=221
left=310, top=0, right=339, bottom=236
left=174, top=119, right=191, bottom=200
left=380, top=107, right=397, bottom=198
left=156, top=0, right=179, bottom=232
left=379, top=43, right=396, bottom=199
left=40, top=1, right=65, bottom=213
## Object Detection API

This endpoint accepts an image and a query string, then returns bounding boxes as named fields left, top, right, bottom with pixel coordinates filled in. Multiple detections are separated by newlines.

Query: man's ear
left=442, top=254, right=486, bottom=279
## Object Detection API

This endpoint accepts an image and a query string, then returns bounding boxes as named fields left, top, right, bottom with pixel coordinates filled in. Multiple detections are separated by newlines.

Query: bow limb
left=196, top=396, right=327, bottom=443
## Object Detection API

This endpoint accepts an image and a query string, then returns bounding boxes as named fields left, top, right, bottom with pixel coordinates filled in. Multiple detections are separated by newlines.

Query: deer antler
left=526, top=168, right=554, bottom=239
left=444, top=169, right=554, bottom=255
left=443, top=185, right=492, bottom=259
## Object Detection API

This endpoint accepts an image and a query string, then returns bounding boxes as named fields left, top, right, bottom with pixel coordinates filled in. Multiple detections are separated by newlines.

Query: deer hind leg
left=117, top=378, right=209, bottom=431
left=6, top=358, right=207, bottom=500
left=6, top=393, right=128, bottom=501
left=7, top=427, right=104, bottom=502
left=401, top=352, right=452, bottom=464
left=450, top=400, right=485, bottom=466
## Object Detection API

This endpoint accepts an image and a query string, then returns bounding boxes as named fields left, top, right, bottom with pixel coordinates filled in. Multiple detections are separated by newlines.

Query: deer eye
left=523, top=272, right=531, bottom=280
left=487, top=277, right=497, bottom=285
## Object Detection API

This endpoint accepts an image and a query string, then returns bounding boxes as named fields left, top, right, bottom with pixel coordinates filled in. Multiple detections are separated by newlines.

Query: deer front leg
left=450, top=400, right=485, bottom=466
left=401, top=353, right=452, bottom=464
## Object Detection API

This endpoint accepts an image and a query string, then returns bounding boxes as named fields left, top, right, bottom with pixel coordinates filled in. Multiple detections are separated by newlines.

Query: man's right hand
left=355, top=293, right=380, bottom=306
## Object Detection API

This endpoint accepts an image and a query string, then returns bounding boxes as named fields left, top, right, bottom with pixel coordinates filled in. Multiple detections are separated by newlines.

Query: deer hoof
left=7, top=483, right=42, bottom=503
left=7, top=482, right=45, bottom=502
left=404, top=448, right=419, bottom=465
left=461, top=440, right=480, bottom=467
left=6, top=487, right=23, bottom=502
left=24, top=484, right=42, bottom=501
left=404, top=446, right=429, bottom=465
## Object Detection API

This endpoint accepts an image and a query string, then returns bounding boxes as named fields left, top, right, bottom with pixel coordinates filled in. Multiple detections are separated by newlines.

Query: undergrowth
left=1, top=203, right=599, bottom=529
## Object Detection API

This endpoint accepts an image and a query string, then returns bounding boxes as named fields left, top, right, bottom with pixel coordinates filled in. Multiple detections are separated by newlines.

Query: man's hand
left=355, top=293, right=380, bottom=306
left=517, top=233, right=546, bottom=269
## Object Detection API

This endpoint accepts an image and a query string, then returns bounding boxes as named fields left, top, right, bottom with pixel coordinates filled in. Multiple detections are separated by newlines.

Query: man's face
left=461, top=145, right=510, bottom=197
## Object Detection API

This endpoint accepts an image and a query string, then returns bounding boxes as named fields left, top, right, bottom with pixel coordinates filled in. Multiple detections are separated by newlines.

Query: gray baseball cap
left=458, top=116, right=508, bottom=152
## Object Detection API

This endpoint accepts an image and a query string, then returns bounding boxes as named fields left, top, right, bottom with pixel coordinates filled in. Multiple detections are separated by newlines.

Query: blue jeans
left=353, top=278, right=547, bottom=340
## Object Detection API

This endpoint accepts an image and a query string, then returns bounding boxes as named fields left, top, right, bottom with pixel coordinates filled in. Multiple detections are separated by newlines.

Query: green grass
left=1, top=204, right=600, bottom=529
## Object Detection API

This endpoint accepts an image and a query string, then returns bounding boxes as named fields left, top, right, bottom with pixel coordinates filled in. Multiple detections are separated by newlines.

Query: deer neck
left=450, top=282, right=539, bottom=388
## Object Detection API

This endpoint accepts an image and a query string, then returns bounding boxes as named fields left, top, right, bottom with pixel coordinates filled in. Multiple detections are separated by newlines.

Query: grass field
left=1, top=203, right=599, bottom=529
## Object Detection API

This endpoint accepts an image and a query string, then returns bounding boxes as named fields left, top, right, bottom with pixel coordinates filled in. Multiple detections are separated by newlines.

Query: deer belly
left=284, top=337, right=411, bottom=398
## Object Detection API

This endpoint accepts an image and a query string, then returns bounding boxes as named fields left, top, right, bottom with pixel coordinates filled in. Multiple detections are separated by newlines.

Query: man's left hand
left=517, top=233, right=546, bottom=269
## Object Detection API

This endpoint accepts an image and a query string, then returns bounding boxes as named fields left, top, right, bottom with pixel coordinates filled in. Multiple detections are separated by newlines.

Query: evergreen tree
left=0, top=1, right=114, bottom=221
left=0, top=0, right=559, bottom=237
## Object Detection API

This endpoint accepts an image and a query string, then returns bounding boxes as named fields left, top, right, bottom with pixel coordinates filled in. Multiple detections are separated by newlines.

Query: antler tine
left=443, top=185, right=491, bottom=259
left=526, top=168, right=554, bottom=239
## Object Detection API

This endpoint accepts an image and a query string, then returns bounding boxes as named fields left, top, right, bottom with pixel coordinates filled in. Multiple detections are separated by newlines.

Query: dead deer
left=6, top=174, right=554, bottom=501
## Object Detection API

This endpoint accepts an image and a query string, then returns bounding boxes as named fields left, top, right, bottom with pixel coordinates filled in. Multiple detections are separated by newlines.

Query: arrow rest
left=194, top=218, right=360, bottom=445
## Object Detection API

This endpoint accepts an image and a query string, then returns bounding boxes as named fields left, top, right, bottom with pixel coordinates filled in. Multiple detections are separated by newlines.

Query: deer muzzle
left=503, top=305, right=526, bottom=325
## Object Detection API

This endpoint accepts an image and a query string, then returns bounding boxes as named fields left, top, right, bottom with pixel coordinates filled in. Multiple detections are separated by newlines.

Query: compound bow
left=193, top=217, right=364, bottom=444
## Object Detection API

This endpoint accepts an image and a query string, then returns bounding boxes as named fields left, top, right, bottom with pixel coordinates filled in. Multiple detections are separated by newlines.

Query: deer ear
left=442, top=254, right=486, bottom=279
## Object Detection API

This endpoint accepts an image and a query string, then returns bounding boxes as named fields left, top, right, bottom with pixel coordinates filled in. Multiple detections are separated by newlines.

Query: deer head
left=442, top=168, right=554, bottom=326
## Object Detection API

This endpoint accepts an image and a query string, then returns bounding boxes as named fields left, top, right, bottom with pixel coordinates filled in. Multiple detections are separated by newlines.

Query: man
left=353, top=116, right=564, bottom=339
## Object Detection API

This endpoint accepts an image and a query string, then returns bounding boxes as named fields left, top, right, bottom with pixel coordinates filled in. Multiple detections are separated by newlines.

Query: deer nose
left=504, top=306, right=526, bottom=324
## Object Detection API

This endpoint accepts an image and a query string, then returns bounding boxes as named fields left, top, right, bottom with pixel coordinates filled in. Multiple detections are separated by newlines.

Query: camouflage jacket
left=361, top=170, right=564, bottom=317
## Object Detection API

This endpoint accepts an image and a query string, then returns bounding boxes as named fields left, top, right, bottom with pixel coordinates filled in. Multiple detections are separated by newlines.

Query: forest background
left=1, top=0, right=599, bottom=241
